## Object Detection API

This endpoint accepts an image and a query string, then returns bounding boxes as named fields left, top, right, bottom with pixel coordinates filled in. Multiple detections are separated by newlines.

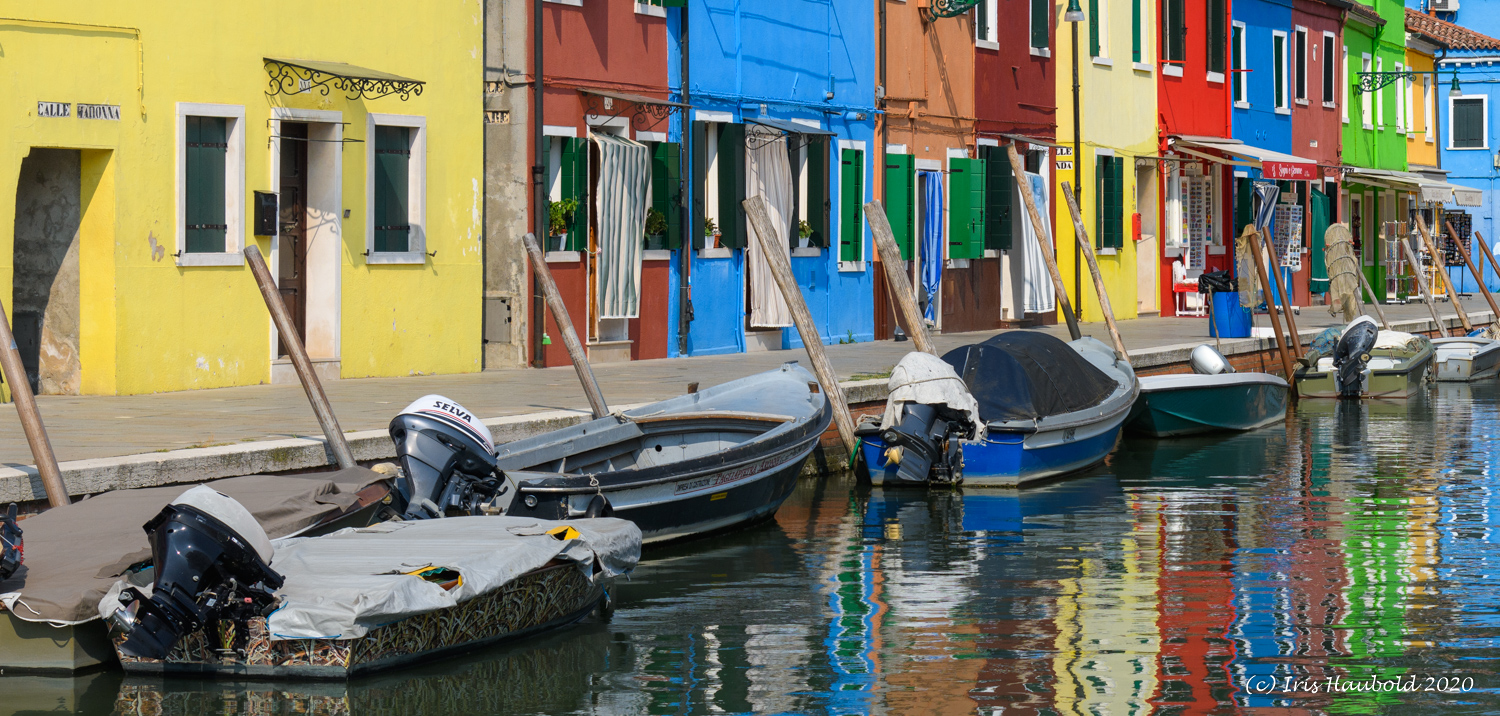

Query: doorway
left=11, top=148, right=82, bottom=395
left=1135, top=163, right=1159, bottom=314
left=269, top=111, right=342, bottom=382
left=277, top=122, right=309, bottom=357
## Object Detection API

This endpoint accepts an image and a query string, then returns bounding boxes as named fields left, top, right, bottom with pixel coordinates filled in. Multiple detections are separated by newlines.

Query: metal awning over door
left=264, top=58, right=424, bottom=100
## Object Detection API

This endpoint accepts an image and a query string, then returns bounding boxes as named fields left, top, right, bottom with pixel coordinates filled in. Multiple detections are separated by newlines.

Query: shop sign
left=1262, top=161, right=1317, bottom=181
left=38, top=102, right=70, bottom=118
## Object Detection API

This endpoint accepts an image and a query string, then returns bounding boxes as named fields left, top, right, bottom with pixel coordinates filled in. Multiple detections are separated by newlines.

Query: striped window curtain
left=746, top=137, right=795, bottom=328
left=592, top=133, right=651, bottom=319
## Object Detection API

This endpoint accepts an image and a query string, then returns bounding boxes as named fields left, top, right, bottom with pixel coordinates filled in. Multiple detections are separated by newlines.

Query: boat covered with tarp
left=100, top=487, right=639, bottom=679
left=0, top=469, right=389, bottom=674
left=859, top=332, right=1137, bottom=487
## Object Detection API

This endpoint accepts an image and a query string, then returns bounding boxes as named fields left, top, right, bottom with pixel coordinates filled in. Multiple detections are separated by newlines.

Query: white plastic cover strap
left=880, top=351, right=985, bottom=440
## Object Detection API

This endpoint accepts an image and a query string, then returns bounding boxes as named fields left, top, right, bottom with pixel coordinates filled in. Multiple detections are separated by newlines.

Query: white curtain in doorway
left=592, top=132, right=651, bottom=319
left=1021, top=172, right=1056, bottom=315
left=746, top=138, right=795, bottom=328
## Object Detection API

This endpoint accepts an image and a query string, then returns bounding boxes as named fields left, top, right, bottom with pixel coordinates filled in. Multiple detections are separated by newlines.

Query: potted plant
left=797, top=219, right=814, bottom=249
left=548, top=198, right=579, bottom=252
left=702, top=217, right=720, bottom=248
left=644, top=208, right=668, bottom=250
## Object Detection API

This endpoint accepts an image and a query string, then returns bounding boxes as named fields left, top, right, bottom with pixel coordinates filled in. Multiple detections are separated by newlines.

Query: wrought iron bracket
left=746, top=124, right=801, bottom=151
left=1354, top=69, right=1448, bottom=95
left=583, top=93, right=682, bottom=131
left=926, top=0, right=983, bottom=19
left=265, top=60, right=424, bottom=101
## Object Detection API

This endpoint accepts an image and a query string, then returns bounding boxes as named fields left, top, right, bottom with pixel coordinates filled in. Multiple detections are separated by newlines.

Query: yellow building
left=1054, top=0, right=1161, bottom=322
left=0, top=3, right=482, bottom=398
left=1405, top=35, right=1441, bottom=171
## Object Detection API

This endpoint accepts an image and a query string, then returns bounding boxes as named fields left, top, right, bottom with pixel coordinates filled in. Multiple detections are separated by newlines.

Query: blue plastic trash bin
left=1209, top=292, right=1252, bottom=338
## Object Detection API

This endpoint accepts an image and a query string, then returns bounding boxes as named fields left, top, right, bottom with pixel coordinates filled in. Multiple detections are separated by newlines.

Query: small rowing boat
left=1125, top=345, right=1288, bottom=437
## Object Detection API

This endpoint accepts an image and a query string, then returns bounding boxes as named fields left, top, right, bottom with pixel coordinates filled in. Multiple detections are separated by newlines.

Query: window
left=1095, top=153, right=1125, bottom=249
left=976, top=0, right=998, bottom=48
left=1162, top=0, right=1185, bottom=66
left=545, top=134, right=588, bottom=251
left=1294, top=27, right=1308, bottom=103
left=1404, top=70, right=1414, bottom=136
left=1451, top=96, right=1488, bottom=149
left=637, top=0, right=684, bottom=14
left=1131, top=0, right=1142, bottom=62
left=1030, top=0, right=1049, bottom=51
left=981, top=145, right=1015, bottom=251
left=839, top=147, right=865, bottom=262
left=1375, top=57, right=1384, bottom=129
left=948, top=156, right=986, bottom=259
left=177, top=103, right=245, bottom=266
left=366, top=114, right=427, bottom=262
left=884, top=153, right=915, bottom=260
left=800, top=139, right=831, bottom=248
left=1088, top=0, right=1105, bottom=59
left=1273, top=32, right=1289, bottom=114
left=647, top=141, right=683, bottom=249
left=1322, top=32, right=1336, bottom=107
left=1360, top=54, right=1372, bottom=129
left=1232, top=23, right=1247, bottom=106
left=1206, top=0, right=1226, bottom=76
left=691, top=121, right=746, bottom=249
left=1393, top=62, right=1405, bottom=133
left=1425, top=75, right=1435, bottom=142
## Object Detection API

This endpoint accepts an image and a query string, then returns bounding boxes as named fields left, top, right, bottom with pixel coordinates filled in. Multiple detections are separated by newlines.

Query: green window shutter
left=691, top=121, right=709, bottom=249
left=1131, top=0, right=1141, bottom=62
left=1206, top=0, right=1224, bottom=74
left=1454, top=99, right=1484, bottom=148
left=948, top=158, right=985, bottom=260
left=559, top=136, right=588, bottom=251
left=1095, top=156, right=1124, bottom=248
left=1031, top=0, right=1048, bottom=49
left=1232, top=25, right=1244, bottom=103
left=1110, top=158, right=1124, bottom=248
left=1167, top=0, right=1185, bottom=62
left=884, top=153, right=915, bottom=261
left=373, top=125, right=411, bottom=253
left=807, top=139, right=831, bottom=248
left=1309, top=187, right=1330, bottom=284
left=185, top=116, right=228, bottom=254
left=982, top=146, right=1014, bottom=251
left=1273, top=36, right=1285, bottom=109
left=659, top=0, right=686, bottom=6
left=1095, top=157, right=1107, bottom=248
left=1235, top=178, right=1252, bottom=237
left=717, top=123, right=747, bottom=248
left=1088, top=0, right=1100, bottom=57
left=977, top=1, right=989, bottom=42
left=650, top=141, right=682, bottom=249
left=840, top=148, right=864, bottom=262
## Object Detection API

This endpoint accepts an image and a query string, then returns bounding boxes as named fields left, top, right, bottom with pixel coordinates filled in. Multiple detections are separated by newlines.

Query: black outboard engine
left=879, top=403, right=968, bottom=484
left=1333, top=316, right=1380, bottom=398
left=389, top=395, right=513, bottom=519
left=109, top=487, right=282, bottom=660
left=0, top=503, right=21, bottom=582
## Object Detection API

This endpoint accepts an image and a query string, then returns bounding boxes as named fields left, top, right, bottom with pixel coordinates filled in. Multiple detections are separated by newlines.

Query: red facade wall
left=974, top=12, right=1056, bottom=141
left=629, top=258, right=672, bottom=361
left=1292, top=0, right=1343, bottom=305
left=541, top=259, right=589, bottom=368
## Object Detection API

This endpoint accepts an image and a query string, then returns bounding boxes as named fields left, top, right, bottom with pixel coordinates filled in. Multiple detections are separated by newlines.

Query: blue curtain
left=920, top=171, right=944, bottom=322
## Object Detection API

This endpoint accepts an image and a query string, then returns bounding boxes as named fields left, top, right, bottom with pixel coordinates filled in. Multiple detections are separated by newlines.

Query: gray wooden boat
left=1432, top=336, right=1500, bottom=382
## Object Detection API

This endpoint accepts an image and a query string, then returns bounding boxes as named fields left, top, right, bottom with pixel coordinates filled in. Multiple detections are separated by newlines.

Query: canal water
left=11, top=382, right=1500, bottom=714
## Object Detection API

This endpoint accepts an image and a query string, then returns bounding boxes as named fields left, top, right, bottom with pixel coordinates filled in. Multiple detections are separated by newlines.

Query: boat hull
left=1295, top=344, right=1434, bottom=399
left=1124, top=374, right=1289, bottom=437
left=1432, top=338, right=1500, bottom=382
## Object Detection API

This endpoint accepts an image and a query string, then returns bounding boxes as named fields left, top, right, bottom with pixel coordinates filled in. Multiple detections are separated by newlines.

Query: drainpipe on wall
left=678, top=5, right=694, bottom=356
left=532, top=0, right=546, bottom=367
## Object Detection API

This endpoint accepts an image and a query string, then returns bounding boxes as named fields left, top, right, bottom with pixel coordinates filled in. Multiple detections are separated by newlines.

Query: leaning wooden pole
left=744, top=196, right=858, bottom=453
left=1415, top=214, right=1473, bottom=334
left=1242, top=226, right=1298, bottom=381
left=1473, top=230, right=1500, bottom=290
left=0, top=300, right=68, bottom=507
left=1401, top=240, right=1449, bottom=337
left=1446, top=219, right=1500, bottom=326
left=521, top=233, right=610, bottom=419
left=864, top=201, right=937, bottom=356
left=1258, top=228, right=1302, bottom=358
left=1059, top=183, right=1128, bottom=360
left=1353, top=261, right=1392, bottom=330
left=244, top=246, right=357, bottom=470
left=1005, top=144, right=1081, bottom=340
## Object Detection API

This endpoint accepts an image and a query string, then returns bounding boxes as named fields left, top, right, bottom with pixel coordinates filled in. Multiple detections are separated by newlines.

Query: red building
left=1156, top=0, right=1236, bottom=316
left=531, top=1, right=677, bottom=367
left=1291, top=0, right=1345, bottom=304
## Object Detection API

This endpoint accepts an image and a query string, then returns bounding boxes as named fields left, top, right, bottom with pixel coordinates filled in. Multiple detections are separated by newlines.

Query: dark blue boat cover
left=941, top=333, right=1117, bottom=423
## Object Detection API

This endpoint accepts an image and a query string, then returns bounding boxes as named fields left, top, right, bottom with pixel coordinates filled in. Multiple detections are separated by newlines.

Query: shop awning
left=1426, top=181, right=1485, bottom=207
left=1341, top=168, right=1473, bottom=205
left=746, top=117, right=836, bottom=136
left=1175, top=138, right=1320, bottom=181
left=264, top=58, right=424, bottom=100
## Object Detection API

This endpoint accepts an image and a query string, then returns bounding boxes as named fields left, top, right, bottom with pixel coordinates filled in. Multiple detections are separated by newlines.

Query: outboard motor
left=109, top=487, right=282, bottom=660
left=1189, top=345, right=1235, bottom=375
left=878, top=404, right=967, bottom=485
left=1333, top=316, right=1380, bottom=398
left=389, top=395, right=514, bottom=519
left=0, top=504, right=21, bottom=582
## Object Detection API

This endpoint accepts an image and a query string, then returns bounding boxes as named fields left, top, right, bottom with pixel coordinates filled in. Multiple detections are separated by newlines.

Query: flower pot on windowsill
left=550, top=233, right=568, bottom=252
left=712, top=233, right=723, bottom=249
left=646, top=234, right=667, bottom=251
left=797, top=236, right=812, bottom=249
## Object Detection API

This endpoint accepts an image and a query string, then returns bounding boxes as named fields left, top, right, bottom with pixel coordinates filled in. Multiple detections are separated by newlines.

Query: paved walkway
left=1, top=297, right=1491, bottom=467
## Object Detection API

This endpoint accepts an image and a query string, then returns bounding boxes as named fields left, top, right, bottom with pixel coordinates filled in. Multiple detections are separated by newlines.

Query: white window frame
left=1394, top=62, right=1405, bottom=133
left=1449, top=94, right=1490, bottom=150
left=1232, top=21, right=1248, bottom=108
left=838, top=139, right=869, bottom=270
left=1404, top=70, right=1415, bottom=137
left=1273, top=31, right=1291, bottom=115
left=1294, top=26, right=1309, bottom=105
left=634, top=1, right=666, bottom=18
left=1342, top=46, right=1351, bottom=123
left=1322, top=32, right=1337, bottom=108
left=365, top=113, right=428, bottom=264
left=1375, top=57, right=1384, bottom=129
left=544, top=0, right=583, bottom=6
left=976, top=0, right=999, bottom=50
left=1360, top=53, right=1373, bottom=129
left=1424, top=74, right=1435, bottom=142
left=175, top=102, right=246, bottom=267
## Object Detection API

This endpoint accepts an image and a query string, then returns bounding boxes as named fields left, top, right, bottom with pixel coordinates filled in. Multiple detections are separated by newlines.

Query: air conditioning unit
left=1430, top=0, right=1458, bottom=12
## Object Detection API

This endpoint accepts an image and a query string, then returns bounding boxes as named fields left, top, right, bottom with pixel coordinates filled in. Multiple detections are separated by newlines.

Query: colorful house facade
left=2, top=2, right=482, bottom=398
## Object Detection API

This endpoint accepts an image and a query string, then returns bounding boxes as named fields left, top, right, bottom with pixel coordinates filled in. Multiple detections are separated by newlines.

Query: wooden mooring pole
left=863, top=200, right=937, bottom=356
left=1415, top=214, right=1473, bottom=334
left=0, top=299, right=69, bottom=507
left=521, top=233, right=610, bottom=419
left=1242, top=226, right=1298, bottom=381
left=1059, top=182, right=1128, bottom=360
left=744, top=196, right=857, bottom=453
left=1005, top=144, right=1081, bottom=340
left=1401, top=240, right=1449, bottom=338
left=1446, top=219, right=1500, bottom=326
left=244, top=245, right=358, bottom=470
left=1258, top=228, right=1302, bottom=358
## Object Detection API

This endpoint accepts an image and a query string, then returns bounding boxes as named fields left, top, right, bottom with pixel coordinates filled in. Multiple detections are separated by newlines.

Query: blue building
left=664, top=0, right=877, bottom=356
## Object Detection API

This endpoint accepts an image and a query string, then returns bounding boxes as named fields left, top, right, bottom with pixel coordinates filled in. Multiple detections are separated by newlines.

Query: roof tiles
left=1405, top=8, right=1500, bottom=51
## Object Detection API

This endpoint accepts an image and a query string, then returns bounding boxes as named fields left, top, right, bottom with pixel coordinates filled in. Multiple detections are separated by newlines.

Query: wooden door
left=277, top=122, right=309, bottom=357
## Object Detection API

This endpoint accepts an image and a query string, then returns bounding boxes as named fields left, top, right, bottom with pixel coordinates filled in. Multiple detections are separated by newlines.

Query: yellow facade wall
left=0, top=3, right=482, bottom=397
left=1405, top=48, right=1439, bottom=168
left=1053, top=0, right=1159, bottom=323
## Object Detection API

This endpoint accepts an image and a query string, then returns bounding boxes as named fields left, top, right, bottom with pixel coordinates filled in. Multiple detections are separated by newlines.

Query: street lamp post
left=1064, top=0, right=1085, bottom=318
